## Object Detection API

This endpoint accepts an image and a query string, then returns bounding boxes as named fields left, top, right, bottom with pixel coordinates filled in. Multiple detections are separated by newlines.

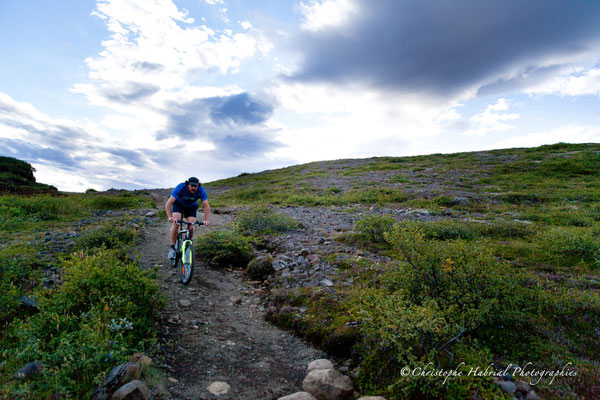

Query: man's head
left=186, top=176, right=200, bottom=192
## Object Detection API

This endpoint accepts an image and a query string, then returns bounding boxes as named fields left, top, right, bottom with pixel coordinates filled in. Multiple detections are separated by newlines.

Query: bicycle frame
left=172, top=219, right=203, bottom=284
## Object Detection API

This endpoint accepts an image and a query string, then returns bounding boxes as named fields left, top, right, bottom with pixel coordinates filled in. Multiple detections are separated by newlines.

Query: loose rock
left=13, top=361, right=43, bottom=380
left=279, top=392, right=318, bottom=400
left=208, top=381, right=231, bottom=395
left=111, top=380, right=151, bottom=400
left=302, top=368, right=354, bottom=400
left=307, top=359, right=334, bottom=374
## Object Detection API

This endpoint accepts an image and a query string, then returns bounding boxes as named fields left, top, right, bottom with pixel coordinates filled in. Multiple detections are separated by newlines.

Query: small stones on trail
left=168, top=377, right=179, bottom=384
left=179, top=299, right=191, bottom=307
left=230, top=296, right=242, bottom=305
left=145, top=210, right=158, bottom=217
left=207, top=381, right=231, bottom=395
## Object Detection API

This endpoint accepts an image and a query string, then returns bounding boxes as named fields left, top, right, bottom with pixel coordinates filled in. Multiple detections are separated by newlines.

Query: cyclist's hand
left=203, top=220, right=210, bottom=226
left=168, top=216, right=176, bottom=223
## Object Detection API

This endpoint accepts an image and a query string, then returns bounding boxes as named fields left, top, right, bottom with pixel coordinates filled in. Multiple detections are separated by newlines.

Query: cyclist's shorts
left=172, top=203, right=198, bottom=218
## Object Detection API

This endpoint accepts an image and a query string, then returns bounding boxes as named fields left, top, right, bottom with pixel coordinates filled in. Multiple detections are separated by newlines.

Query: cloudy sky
left=1, top=0, right=600, bottom=191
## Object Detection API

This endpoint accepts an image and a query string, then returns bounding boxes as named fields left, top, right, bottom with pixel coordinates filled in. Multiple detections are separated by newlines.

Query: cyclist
left=166, top=177, right=210, bottom=259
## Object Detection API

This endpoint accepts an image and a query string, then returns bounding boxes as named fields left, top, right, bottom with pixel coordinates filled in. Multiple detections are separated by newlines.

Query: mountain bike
left=171, top=220, right=204, bottom=284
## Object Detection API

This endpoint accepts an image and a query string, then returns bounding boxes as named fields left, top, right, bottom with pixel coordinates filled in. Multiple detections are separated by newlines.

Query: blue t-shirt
left=171, top=182, right=208, bottom=207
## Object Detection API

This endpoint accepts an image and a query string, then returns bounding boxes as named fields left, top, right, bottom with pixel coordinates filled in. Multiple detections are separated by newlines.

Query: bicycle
left=170, top=219, right=204, bottom=284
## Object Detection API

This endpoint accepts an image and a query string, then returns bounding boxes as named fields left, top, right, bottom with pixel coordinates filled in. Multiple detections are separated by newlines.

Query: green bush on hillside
left=76, top=225, right=135, bottom=253
left=354, top=214, right=396, bottom=244
left=0, top=249, right=164, bottom=398
left=536, top=227, right=600, bottom=269
left=235, top=207, right=300, bottom=235
left=196, top=228, right=254, bottom=268
left=346, top=222, right=519, bottom=398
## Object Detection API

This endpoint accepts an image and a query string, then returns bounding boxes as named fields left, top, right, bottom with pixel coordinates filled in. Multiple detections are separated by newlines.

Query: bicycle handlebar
left=176, top=220, right=205, bottom=226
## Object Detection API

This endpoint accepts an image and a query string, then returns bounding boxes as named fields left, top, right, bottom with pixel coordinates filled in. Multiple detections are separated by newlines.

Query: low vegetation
left=0, top=176, right=162, bottom=398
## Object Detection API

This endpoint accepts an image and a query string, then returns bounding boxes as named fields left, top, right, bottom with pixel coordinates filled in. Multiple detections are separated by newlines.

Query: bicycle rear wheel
left=180, top=241, right=194, bottom=284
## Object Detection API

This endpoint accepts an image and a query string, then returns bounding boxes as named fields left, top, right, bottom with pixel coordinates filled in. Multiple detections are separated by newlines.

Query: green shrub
left=196, top=228, right=254, bottom=268
left=355, top=214, right=396, bottom=244
left=76, top=225, right=135, bottom=252
left=235, top=207, right=299, bottom=235
left=245, top=255, right=274, bottom=280
left=420, top=220, right=476, bottom=241
left=0, top=249, right=164, bottom=398
left=536, top=227, right=600, bottom=269
left=0, top=245, right=43, bottom=325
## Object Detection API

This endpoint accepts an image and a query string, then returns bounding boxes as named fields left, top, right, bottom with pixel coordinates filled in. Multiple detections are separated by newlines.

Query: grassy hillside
left=205, top=142, right=600, bottom=399
left=0, top=156, right=57, bottom=194
left=207, top=142, right=600, bottom=211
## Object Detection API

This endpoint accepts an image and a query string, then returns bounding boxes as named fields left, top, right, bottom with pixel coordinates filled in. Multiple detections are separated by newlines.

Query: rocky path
left=137, top=211, right=324, bottom=399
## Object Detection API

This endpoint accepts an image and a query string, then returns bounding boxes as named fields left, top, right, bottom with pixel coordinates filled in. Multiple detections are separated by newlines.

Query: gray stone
left=451, top=196, right=470, bottom=206
left=320, top=279, right=333, bottom=287
left=357, top=397, right=386, bottom=400
left=13, top=361, right=43, bottom=380
left=302, top=368, right=354, bottom=400
left=526, top=390, right=538, bottom=400
left=496, top=380, right=516, bottom=394
left=111, top=380, right=151, bottom=400
left=207, top=381, right=231, bottom=395
left=307, top=359, right=335, bottom=374
left=515, top=380, right=529, bottom=394
left=145, top=211, right=158, bottom=217
left=92, top=362, right=138, bottom=400
left=279, top=392, right=318, bottom=400
left=179, top=299, right=191, bottom=307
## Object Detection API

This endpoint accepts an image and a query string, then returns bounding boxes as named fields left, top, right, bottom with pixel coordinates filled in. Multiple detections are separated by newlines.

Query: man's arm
left=201, top=199, right=210, bottom=226
left=165, top=196, right=176, bottom=222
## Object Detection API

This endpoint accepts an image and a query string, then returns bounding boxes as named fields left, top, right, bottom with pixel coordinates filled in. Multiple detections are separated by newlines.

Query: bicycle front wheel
left=180, top=241, right=194, bottom=284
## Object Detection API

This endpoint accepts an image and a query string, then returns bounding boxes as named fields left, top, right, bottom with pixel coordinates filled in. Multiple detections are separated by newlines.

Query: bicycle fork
left=181, top=239, right=193, bottom=264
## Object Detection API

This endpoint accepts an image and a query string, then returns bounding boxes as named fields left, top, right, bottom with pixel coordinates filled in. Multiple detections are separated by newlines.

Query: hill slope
left=0, top=156, right=57, bottom=193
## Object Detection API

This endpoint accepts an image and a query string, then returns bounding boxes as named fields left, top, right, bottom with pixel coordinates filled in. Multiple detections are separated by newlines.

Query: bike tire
left=180, top=242, right=194, bottom=285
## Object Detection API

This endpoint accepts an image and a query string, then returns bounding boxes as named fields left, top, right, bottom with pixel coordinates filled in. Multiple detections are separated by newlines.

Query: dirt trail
left=137, top=196, right=324, bottom=400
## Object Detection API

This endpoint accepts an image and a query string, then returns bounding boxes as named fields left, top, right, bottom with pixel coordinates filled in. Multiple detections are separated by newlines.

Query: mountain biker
left=166, top=177, right=210, bottom=259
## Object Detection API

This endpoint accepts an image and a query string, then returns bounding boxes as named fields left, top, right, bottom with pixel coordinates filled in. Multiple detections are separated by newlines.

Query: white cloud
left=239, top=20, right=253, bottom=30
left=299, top=0, right=359, bottom=32
left=495, top=124, right=600, bottom=149
left=269, top=80, right=461, bottom=162
left=73, top=0, right=258, bottom=111
left=525, top=67, right=600, bottom=97
left=463, top=98, right=520, bottom=136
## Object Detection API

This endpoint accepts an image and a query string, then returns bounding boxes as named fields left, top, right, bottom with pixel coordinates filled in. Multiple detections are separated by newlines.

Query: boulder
left=92, top=362, right=138, bottom=400
left=279, top=392, right=318, bottom=400
left=246, top=256, right=274, bottom=281
left=128, top=354, right=152, bottom=378
left=495, top=380, right=516, bottom=394
left=307, top=359, right=335, bottom=374
left=451, top=196, right=470, bottom=206
left=111, top=380, right=151, bottom=400
left=13, top=361, right=43, bottom=380
left=302, top=369, right=354, bottom=400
